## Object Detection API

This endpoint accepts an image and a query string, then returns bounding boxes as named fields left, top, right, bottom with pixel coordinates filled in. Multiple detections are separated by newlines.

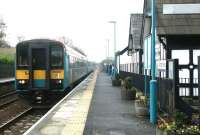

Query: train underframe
left=17, top=89, right=69, bottom=108
left=16, top=71, right=92, bottom=108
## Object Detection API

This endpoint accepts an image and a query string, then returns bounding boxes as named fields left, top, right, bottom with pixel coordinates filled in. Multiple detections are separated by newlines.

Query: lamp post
left=108, top=21, right=116, bottom=57
left=108, top=21, right=117, bottom=78
left=106, top=39, right=110, bottom=59
left=150, top=0, right=157, bottom=124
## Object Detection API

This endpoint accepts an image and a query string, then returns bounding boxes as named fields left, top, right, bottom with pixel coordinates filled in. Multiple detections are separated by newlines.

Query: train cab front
left=16, top=43, right=30, bottom=100
left=16, top=40, right=66, bottom=106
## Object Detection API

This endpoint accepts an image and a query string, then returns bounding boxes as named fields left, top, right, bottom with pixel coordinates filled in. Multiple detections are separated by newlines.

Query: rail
left=0, top=98, right=18, bottom=109
left=0, top=91, right=16, bottom=99
left=0, top=107, right=33, bottom=131
left=0, top=91, right=18, bottom=109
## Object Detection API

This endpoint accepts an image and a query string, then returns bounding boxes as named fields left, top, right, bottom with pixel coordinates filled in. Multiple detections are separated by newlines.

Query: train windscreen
left=51, top=46, right=63, bottom=67
left=17, top=45, right=28, bottom=66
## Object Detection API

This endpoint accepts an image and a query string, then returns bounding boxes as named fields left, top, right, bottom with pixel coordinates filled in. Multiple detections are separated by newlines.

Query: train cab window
left=51, top=46, right=63, bottom=67
left=17, top=45, right=28, bottom=66
left=32, top=48, right=46, bottom=69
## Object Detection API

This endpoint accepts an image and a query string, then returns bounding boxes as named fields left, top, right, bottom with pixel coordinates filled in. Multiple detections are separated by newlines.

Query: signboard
left=163, top=4, right=200, bottom=14
left=168, top=61, right=174, bottom=79
left=157, top=60, right=166, bottom=71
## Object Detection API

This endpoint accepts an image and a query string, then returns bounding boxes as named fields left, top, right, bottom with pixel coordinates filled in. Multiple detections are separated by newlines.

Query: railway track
left=0, top=107, right=33, bottom=131
left=0, top=91, right=16, bottom=99
left=0, top=90, right=33, bottom=135
left=0, top=90, right=47, bottom=135
left=0, top=91, right=18, bottom=109
left=0, top=98, right=18, bottom=109
left=0, top=108, right=47, bottom=135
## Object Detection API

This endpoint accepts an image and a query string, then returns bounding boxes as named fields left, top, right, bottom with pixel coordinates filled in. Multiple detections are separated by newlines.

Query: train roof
left=16, top=38, right=87, bottom=60
left=65, top=45, right=87, bottom=60
left=16, top=39, right=64, bottom=47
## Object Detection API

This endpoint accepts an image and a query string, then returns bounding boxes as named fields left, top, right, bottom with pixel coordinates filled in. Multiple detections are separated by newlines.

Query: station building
left=119, top=0, right=200, bottom=116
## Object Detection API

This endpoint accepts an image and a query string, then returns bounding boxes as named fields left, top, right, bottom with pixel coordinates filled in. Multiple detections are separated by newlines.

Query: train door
left=31, top=48, right=48, bottom=89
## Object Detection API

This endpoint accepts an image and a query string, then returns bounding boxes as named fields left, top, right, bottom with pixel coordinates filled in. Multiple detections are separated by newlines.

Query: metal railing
left=119, top=71, right=174, bottom=114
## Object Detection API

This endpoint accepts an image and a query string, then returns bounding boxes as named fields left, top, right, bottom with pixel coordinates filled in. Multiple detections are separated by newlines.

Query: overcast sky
left=0, top=0, right=144, bottom=62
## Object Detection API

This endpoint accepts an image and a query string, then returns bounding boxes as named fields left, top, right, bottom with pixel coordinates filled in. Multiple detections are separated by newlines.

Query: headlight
left=56, top=80, right=62, bottom=84
left=21, top=80, right=25, bottom=84
left=59, top=80, right=62, bottom=84
left=19, top=80, right=26, bottom=84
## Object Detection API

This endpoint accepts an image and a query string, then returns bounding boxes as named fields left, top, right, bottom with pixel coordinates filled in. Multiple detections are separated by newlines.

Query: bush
left=157, top=111, right=200, bottom=135
left=0, top=54, right=15, bottom=64
left=123, top=77, right=132, bottom=90
left=115, top=73, right=120, bottom=80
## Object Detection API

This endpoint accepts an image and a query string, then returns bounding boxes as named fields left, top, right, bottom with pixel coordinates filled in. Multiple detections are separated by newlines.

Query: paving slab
left=84, top=72, right=156, bottom=135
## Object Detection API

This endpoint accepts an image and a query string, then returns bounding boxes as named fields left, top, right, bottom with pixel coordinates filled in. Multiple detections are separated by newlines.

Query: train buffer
left=24, top=71, right=155, bottom=135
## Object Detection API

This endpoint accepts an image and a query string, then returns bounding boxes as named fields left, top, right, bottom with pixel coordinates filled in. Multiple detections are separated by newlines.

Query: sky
left=0, top=0, right=144, bottom=62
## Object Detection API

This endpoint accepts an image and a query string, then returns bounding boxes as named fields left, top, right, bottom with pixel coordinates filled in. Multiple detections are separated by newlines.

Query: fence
left=0, top=62, right=15, bottom=78
left=120, top=71, right=150, bottom=94
left=120, top=63, right=139, bottom=74
left=119, top=71, right=175, bottom=114
left=157, top=77, right=174, bottom=113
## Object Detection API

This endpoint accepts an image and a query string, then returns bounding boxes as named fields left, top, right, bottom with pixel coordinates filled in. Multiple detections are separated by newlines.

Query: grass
left=0, top=48, right=16, bottom=63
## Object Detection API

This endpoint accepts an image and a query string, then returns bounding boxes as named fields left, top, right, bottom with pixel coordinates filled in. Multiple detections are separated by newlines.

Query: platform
left=24, top=71, right=155, bottom=135
left=0, top=78, right=15, bottom=84
left=83, top=72, right=155, bottom=135
left=23, top=71, right=98, bottom=135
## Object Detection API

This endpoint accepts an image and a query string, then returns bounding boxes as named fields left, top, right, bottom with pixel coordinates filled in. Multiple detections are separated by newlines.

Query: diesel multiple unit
left=15, top=39, right=94, bottom=104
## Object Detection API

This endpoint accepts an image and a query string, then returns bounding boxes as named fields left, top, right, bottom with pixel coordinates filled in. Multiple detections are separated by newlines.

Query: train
left=15, top=39, right=94, bottom=105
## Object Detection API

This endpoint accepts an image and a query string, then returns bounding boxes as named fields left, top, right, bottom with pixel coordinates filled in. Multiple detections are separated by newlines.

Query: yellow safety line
left=60, top=70, right=98, bottom=135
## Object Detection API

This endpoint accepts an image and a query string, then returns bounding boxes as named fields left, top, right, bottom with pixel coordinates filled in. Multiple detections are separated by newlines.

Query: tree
left=59, top=36, right=73, bottom=47
left=0, top=18, right=10, bottom=48
left=59, top=36, right=86, bottom=56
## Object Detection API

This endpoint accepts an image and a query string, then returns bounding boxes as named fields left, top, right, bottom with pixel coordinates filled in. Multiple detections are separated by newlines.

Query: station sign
left=156, top=60, right=166, bottom=71
left=163, top=4, right=200, bottom=14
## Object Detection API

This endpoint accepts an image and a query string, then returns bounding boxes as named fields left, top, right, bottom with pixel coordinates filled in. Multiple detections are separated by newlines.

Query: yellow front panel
left=16, top=70, right=29, bottom=79
left=33, top=70, right=46, bottom=79
left=51, top=69, right=64, bottom=79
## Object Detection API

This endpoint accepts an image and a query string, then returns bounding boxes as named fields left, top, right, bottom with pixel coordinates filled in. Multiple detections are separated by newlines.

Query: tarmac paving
left=84, top=72, right=156, bottom=135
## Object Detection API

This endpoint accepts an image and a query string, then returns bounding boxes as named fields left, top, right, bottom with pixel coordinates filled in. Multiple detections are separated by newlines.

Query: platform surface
left=24, top=71, right=155, bottom=135
left=83, top=72, right=155, bottom=135
left=23, top=71, right=98, bottom=135
left=0, top=78, right=15, bottom=83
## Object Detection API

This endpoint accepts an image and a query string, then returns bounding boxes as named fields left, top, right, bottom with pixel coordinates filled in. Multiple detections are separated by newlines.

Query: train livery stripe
left=33, top=70, right=46, bottom=79
left=34, top=80, right=45, bottom=87
left=16, top=70, right=29, bottom=79
left=51, top=69, right=64, bottom=79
